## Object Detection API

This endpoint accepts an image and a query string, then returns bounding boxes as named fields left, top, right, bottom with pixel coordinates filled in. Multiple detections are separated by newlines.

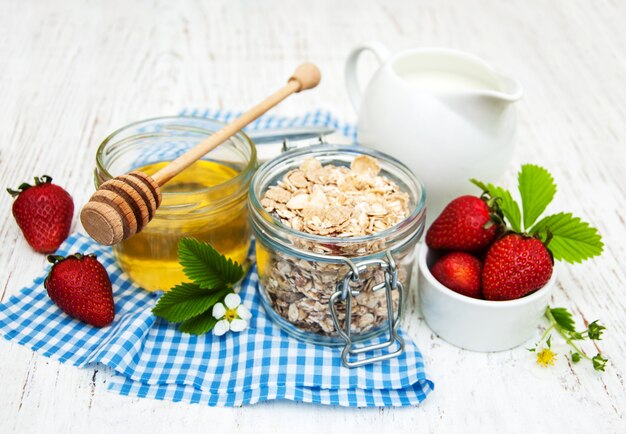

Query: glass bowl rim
left=95, top=115, right=258, bottom=196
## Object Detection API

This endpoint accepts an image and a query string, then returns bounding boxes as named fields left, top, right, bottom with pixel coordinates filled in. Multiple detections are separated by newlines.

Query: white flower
left=212, top=292, right=251, bottom=336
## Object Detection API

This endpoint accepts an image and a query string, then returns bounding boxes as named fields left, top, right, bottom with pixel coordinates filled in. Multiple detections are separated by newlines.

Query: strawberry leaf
left=151, top=238, right=249, bottom=335
left=470, top=179, right=490, bottom=192
left=152, top=283, right=231, bottom=322
left=488, top=185, right=522, bottom=233
left=178, top=310, right=219, bottom=335
left=518, top=164, right=556, bottom=230
left=549, top=307, right=576, bottom=332
left=178, top=238, right=244, bottom=289
left=531, top=212, right=603, bottom=263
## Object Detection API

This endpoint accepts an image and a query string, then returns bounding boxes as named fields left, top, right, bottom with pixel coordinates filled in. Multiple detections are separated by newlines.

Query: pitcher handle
left=345, top=41, right=391, bottom=112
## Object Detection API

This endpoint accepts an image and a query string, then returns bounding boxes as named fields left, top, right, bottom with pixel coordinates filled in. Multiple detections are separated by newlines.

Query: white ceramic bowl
left=418, top=244, right=555, bottom=352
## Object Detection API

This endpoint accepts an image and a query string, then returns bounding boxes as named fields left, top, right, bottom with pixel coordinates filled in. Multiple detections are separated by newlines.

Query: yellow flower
left=536, top=348, right=557, bottom=367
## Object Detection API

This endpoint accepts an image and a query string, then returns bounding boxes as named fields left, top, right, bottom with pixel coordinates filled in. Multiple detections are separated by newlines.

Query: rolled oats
left=259, top=155, right=412, bottom=336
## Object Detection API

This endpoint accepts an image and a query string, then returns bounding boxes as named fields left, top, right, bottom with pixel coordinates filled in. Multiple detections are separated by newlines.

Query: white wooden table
left=1, top=1, right=624, bottom=432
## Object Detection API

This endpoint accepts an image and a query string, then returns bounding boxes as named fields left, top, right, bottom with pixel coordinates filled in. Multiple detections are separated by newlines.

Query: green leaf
left=571, top=352, right=581, bottom=363
left=550, top=307, right=576, bottom=332
left=178, top=238, right=244, bottom=289
left=518, top=164, right=557, bottom=229
left=471, top=179, right=522, bottom=232
left=470, top=179, right=490, bottom=192
left=592, top=354, right=608, bottom=372
left=546, top=335, right=552, bottom=348
left=531, top=212, right=603, bottom=263
left=152, top=283, right=231, bottom=322
left=489, top=185, right=522, bottom=233
left=179, top=310, right=219, bottom=335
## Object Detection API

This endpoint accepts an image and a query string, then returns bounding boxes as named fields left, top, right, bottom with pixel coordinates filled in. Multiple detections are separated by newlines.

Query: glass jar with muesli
left=248, top=145, right=426, bottom=367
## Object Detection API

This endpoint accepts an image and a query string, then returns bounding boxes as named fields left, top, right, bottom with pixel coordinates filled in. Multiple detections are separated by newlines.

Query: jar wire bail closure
left=330, top=250, right=405, bottom=367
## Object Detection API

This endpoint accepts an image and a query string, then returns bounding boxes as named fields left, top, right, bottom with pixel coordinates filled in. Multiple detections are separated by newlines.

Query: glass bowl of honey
left=94, top=116, right=257, bottom=291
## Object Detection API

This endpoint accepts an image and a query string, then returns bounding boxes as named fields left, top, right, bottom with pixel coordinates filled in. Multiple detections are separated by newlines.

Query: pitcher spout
left=483, top=73, right=523, bottom=102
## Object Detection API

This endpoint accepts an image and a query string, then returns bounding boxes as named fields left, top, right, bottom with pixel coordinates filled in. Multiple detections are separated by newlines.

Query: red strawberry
left=482, top=234, right=553, bottom=301
left=426, top=195, right=499, bottom=252
left=431, top=252, right=483, bottom=299
left=44, top=254, right=115, bottom=327
left=7, top=175, right=74, bottom=253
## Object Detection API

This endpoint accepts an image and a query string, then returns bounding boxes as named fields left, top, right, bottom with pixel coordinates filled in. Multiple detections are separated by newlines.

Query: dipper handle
left=152, top=62, right=321, bottom=186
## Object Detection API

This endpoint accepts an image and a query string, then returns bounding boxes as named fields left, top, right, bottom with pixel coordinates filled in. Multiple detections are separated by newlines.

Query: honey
left=112, top=160, right=250, bottom=291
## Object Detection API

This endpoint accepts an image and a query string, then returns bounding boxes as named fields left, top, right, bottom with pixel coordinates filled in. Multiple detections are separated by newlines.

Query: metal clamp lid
left=251, top=126, right=334, bottom=163
left=329, top=250, right=405, bottom=368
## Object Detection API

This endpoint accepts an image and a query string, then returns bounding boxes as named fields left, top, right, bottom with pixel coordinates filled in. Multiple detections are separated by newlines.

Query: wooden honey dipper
left=80, top=63, right=321, bottom=245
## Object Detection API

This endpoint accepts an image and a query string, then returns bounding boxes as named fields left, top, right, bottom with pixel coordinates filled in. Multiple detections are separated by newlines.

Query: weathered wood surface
left=0, top=0, right=624, bottom=432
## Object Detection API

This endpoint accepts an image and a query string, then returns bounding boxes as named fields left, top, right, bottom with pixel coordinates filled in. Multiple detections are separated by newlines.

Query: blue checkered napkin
left=0, top=110, right=431, bottom=406
left=0, top=233, right=433, bottom=407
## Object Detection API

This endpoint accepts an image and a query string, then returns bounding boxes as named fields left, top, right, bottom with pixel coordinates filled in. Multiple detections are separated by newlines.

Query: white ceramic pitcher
left=345, top=42, right=523, bottom=223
